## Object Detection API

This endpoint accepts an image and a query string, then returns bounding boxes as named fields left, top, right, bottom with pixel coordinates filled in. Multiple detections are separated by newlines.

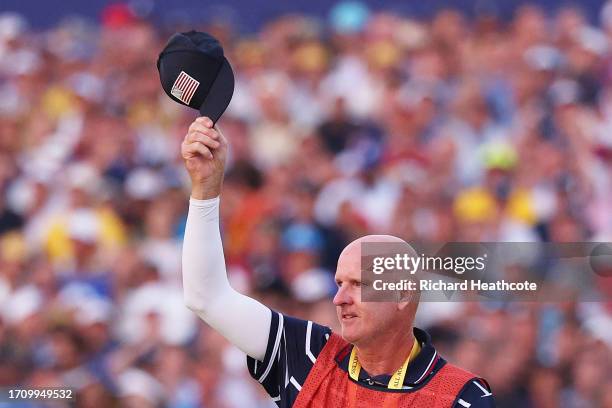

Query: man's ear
left=396, top=290, right=409, bottom=310
left=397, top=290, right=419, bottom=310
left=397, top=299, right=411, bottom=311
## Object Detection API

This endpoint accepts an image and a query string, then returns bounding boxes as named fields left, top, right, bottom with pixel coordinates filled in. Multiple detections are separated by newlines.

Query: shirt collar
left=335, top=327, right=441, bottom=388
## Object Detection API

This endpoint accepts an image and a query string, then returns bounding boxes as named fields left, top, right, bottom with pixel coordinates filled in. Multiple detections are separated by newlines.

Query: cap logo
left=170, top=71, right=200, bottom=104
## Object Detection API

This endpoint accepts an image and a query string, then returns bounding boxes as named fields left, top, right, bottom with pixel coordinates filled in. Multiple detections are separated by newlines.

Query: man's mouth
left=341, top=313, right=357, bottom=320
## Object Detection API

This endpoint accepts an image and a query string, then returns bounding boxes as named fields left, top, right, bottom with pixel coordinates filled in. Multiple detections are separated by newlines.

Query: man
left=181, top=116, right=495, bottom=407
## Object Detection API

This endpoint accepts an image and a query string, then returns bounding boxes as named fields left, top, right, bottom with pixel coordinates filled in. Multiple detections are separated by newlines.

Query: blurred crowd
left=1, top=1, right=612, bottom=407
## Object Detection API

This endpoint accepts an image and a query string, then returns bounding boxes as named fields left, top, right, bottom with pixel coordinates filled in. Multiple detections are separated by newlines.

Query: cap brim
left=199, top=58, right=234, bottom=124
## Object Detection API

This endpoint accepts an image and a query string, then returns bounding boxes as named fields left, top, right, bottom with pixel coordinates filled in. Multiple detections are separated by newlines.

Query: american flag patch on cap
left=170, top=71, right=200, bottom=105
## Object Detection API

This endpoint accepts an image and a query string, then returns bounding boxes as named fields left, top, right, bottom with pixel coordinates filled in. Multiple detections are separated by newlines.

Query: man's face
left=332, top=243, right=397, bottom=347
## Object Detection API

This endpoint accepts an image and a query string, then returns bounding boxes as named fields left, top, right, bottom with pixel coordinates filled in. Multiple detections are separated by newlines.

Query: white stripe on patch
left=258, top=313, right=284, bottom=383
left=290, top=376, right=302, bottom=391
left=473, top=380, right=493, bottom=397
left=306, top=321, right=316, bottom=364
left=415, top=351, right=436, bottom=383
left=170, top=71, right=200, bottom=104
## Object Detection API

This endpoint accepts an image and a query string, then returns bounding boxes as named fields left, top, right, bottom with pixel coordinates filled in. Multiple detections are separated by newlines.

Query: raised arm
left=181, top=117, right=271, bottom=361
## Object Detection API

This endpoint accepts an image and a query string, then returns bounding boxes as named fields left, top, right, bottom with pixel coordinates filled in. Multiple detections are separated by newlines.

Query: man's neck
left=354, top=327, right=416, bottom=377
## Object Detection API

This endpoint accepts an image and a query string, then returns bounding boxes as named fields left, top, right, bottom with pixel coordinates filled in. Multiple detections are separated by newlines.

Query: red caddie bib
left=293, top=333, right=477, bottom=408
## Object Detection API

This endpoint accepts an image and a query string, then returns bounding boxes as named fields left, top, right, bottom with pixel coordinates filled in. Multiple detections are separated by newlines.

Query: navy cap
left=157, top=31, right=234, bottom=124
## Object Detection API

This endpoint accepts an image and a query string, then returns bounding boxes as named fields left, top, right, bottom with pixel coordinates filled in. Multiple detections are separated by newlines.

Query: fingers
left=188, top=117, right=217, bottom=137
left=187, top=132, right=220, bottom=149
left=188, top=121, right=219, bottom=139
left=182, top=140, right=213, bottom=159
left=187, top=124, right=219, bottom=145
left=195, top=116, right=213, bottom=128
left=187, top=118, right=220, bottom=146
left=182, top=116, right=226, bottom=161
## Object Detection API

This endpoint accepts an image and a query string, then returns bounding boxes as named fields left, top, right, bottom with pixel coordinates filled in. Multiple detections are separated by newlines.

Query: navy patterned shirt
left=247, top=310, right=495, bottom=407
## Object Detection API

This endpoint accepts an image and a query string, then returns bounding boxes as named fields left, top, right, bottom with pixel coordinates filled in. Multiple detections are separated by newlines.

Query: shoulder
left=246, top=310, right=333, bottom=405
left=251, top=311, right=332, bottom=361
left=452, top=377, right=496, bottom=408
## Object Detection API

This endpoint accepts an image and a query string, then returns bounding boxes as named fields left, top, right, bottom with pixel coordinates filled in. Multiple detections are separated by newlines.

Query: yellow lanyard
left=348, top=338, right=421, bottom=389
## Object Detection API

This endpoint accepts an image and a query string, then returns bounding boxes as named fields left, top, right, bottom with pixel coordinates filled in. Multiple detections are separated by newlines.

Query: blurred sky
left=2, top=0, right=608, bottom=31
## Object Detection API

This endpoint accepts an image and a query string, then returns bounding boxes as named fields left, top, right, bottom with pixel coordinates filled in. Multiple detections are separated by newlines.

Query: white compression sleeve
left=182, top=196, right=271, bottom=361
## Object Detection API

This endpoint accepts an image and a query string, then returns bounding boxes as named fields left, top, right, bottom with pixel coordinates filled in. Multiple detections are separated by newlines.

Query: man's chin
left=340, top=326, right=361, bottom=345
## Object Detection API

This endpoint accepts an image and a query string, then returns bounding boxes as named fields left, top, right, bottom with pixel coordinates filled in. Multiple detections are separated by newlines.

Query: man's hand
left=181, top=117, right=228, bottom=199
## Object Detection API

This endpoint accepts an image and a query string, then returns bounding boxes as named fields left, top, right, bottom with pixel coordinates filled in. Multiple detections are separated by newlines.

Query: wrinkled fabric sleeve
left=182, top=196, right=271, bottom=361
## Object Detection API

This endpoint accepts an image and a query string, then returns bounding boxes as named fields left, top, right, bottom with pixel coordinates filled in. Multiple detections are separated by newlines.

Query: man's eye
left=353, top=281, right=361, bottom=287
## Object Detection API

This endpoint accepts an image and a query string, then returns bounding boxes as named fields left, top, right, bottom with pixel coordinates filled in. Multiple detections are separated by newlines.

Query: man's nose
left=333, top=285, right=352, bottom=306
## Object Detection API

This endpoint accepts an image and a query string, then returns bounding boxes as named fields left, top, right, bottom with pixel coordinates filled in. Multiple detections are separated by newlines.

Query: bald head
left=337, top=235, right=412, bottom=289
left=340, top=234, right=409, bottom=257
left=338, top=235, right=418, bottom=275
